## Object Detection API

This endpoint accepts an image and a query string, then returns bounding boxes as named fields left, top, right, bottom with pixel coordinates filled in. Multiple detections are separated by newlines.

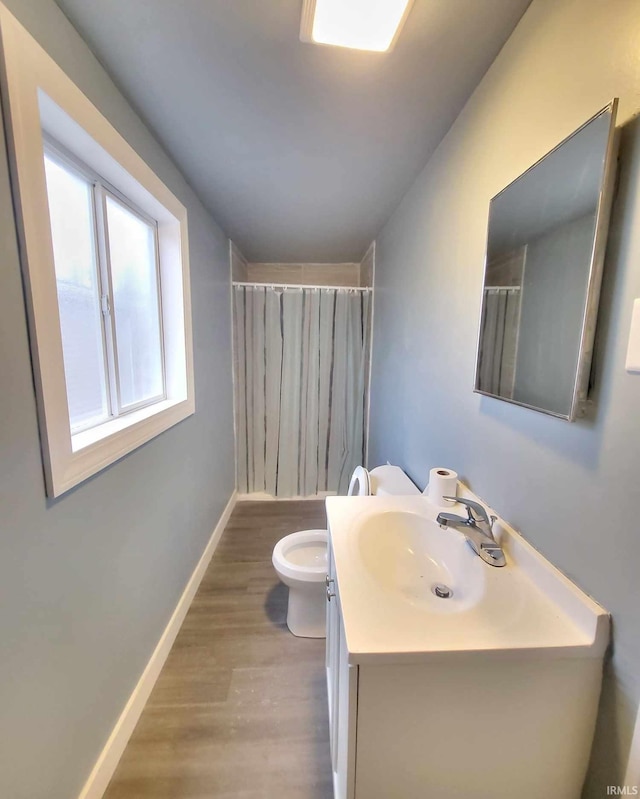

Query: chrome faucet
left=436, top=497, right=506, bottom=567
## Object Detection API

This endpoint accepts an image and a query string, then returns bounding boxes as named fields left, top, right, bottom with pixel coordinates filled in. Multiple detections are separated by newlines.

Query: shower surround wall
left=245, top=262, right=361, bottom=287
left=368, top=0, right=640, bottom=793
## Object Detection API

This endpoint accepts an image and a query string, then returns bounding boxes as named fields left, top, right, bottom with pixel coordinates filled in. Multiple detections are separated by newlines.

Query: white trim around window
left=0, top=4, right=195, bottom=497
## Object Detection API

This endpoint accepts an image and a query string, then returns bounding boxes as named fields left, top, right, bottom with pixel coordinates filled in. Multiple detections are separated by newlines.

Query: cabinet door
left=334, top=617, right=357, bottom=799
left=326, top=539, right=339, bottom=769
left=326, top=540, right=357, bottom=798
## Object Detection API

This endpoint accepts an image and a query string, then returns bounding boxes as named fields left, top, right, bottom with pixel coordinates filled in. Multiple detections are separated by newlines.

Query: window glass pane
left=44, top=155, right=109, bottom=431
left=106, top=195, right=163, bottom=408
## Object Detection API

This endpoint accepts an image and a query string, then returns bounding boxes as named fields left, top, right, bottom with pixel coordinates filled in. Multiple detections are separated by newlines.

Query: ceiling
left=54, top=0, right=532, bottom=263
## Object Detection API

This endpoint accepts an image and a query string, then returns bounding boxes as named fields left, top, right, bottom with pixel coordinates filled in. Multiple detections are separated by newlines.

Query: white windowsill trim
left=60, top=397, right=193, bottom=495
left=72, top=400, right=183, bottom=451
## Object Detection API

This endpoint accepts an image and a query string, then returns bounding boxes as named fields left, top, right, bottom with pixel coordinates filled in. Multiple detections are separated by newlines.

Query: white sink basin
left=357, top=510, right=484, bottom=613
left=326, top=491, right=609, bottom=663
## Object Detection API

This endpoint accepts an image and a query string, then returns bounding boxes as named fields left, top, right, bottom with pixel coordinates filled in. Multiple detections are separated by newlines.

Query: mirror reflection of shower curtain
left=477, top=287, right=521, bottom=398
left=233, top=285, right=371, bottom=497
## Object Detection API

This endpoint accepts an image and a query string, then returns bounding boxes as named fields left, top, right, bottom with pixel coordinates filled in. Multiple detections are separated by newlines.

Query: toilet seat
left=347, top=465, right=370, bottom=496
left=272, top=529, right=328, bottom=585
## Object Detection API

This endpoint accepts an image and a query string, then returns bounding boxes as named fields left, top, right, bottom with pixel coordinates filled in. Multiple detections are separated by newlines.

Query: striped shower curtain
left=477, top=287, right=521, bottom=398
left=233, top=285, right=371, bottom=497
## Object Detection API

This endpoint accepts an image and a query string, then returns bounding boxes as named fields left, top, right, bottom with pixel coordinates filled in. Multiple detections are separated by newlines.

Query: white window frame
left=0, top=4, right=195, bottom=497
left=44, top=138, right=169, bottom=428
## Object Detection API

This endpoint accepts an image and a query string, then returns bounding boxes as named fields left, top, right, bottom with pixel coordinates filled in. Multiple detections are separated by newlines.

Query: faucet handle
left=443, top=496, right=491, bottom=526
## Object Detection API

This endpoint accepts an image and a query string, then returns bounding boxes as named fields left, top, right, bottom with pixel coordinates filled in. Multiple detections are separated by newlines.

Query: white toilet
left=272, top=465, right=419, bottom=638
left=272, top=529, right=328, bottom=638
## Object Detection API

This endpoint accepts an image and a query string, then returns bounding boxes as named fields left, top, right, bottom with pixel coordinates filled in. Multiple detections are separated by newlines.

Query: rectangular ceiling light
left=300, top=0, right=415, bottom=53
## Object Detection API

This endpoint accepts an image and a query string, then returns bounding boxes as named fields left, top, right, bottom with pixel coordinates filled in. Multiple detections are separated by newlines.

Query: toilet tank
left=369, top=465, right=420, bottom=496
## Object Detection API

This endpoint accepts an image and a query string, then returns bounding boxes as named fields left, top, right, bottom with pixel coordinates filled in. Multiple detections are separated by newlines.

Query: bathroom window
left=0, top=4, right=194, bottom=497
left=44, top=144, right=166, bottom=433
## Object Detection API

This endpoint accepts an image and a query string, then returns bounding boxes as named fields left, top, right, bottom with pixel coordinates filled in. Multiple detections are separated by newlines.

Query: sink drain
left=432, top=583, right=453, bottom=599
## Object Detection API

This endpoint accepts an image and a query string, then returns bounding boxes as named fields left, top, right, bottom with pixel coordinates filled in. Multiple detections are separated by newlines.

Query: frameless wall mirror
left=474, top=100, right=619, bottom=421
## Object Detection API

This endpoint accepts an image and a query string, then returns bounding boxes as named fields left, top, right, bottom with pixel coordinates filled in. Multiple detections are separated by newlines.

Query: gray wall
left=514, top=213, right=595, bottom=415
left=0, top=2, right=235, bottom=798
left=369, top=0, right=640, bottom=793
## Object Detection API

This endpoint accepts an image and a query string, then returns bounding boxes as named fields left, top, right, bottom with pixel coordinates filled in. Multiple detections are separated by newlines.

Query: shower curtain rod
left=232, top=281, right=372, bottom=292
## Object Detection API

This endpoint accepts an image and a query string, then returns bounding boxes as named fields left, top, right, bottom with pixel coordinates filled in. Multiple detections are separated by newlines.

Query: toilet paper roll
left=347, top=466, right=370, bottom=497
left=427, top=467, right=458, bottom=506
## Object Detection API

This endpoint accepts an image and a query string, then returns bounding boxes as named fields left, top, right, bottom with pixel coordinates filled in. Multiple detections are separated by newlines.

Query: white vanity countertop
left=325, top=489, right=609, bottom=665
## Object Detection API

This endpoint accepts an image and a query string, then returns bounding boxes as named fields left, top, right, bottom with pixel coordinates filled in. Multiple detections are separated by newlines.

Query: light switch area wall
left=0, top=1, right=235, bottom=798
left=625, top=703, right=640, bottom=789
left=625, top=299, right=640, bottom=372
left=368, top=0, right=640, bottom=794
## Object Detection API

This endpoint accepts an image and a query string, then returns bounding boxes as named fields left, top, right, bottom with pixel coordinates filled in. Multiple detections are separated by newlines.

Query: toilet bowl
left=272, top=529, right=328, bottom=638
left=272, top=464, right=419, bottom=638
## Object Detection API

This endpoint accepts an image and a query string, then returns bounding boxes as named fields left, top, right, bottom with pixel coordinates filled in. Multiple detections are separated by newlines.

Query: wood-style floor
left=104, top=500, right=332, bottom=799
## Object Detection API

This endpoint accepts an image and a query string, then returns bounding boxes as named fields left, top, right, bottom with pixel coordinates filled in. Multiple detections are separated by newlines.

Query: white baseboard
left=77, top=490, right=238, bottom=799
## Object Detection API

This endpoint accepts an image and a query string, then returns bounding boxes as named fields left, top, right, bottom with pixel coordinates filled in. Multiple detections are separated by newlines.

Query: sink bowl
left=327, top=493, right=609, bottom=661
left=356, top=510, right=484, bottom=613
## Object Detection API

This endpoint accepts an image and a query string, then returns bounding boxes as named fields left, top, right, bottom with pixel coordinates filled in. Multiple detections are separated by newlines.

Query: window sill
left=49, top=396, right=195, bottom=497
left=72, top=399, right=182, bottom=451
